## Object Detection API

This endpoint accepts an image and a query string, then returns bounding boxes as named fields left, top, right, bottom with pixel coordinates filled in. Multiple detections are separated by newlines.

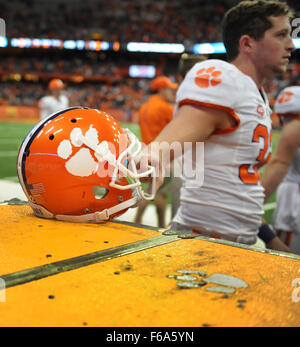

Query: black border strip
left=111, top=219, right=165, bottom=232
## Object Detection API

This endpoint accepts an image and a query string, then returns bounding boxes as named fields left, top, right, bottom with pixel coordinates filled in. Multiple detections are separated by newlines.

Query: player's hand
left=134, top=144, right=165, bottom=194
left=266, top=237, right=292, bottom=253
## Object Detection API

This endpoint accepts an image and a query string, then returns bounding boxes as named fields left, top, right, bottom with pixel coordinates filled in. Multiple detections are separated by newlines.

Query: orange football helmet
left=17, top=107, right=155, bottom=222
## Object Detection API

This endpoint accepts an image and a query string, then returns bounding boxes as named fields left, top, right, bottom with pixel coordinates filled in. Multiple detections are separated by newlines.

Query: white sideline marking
left=0, top=180, right=26, bottom=201
left=1, top=176, right=19, bottom=183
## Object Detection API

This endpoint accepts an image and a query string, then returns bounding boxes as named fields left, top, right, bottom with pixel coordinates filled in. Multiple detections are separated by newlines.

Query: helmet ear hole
left=93, top=186, right=109, bottom=199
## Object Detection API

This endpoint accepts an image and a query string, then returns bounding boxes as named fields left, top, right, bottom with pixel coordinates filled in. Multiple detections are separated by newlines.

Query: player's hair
left=222, top=0, right=294, bottom=61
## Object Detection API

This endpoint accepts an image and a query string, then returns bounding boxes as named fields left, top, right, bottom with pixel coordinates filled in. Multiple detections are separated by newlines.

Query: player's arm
left=258, top=219, right=291, bottom=253
left=136, top=104, right=236, bottom=190
left=155, top=104, right=234, bottom=153
left=262, top=118, right=300, bottom=201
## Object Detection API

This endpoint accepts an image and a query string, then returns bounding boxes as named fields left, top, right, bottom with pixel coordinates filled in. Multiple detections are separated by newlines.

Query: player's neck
left=230, top=56, right=264, bottom=89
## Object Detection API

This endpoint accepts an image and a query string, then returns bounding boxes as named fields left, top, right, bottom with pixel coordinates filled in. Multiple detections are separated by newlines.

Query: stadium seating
left=1, top=0, right=300, bottom=119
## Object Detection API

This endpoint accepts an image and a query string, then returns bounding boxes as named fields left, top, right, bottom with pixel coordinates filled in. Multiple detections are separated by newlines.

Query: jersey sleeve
left=274, top=87, right=300, bottom=116
left=176, top=60, right=241, bottom=112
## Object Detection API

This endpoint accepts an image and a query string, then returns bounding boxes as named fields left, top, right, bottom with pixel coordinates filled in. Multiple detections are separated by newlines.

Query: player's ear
left=239, top=34, right=255, bottom=54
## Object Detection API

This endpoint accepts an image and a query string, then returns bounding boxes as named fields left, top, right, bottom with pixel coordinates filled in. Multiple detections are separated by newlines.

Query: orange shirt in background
left=138, top=94, right=174, bottom=145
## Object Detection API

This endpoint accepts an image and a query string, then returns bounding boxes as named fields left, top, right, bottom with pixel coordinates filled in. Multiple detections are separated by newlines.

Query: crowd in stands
left=3, top=0, right=299, bottom=45
left=0, top=53, right=168, bottom=79
left=2, top=0, right=228, bottom=44
left=1, top=0, right=300, bottom=121
left=1, top=56, right=300, bottom=120
left=0, top=78, right=152, bottom=121
left=1, top=55, right=117, bottom=77
left=0, top=53, right=169, bottom=120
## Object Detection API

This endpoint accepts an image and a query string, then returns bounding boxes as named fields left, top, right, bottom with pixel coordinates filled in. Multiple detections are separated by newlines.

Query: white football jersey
left=39, top=94, right=69, bottom=120
left=274, top=86, right=300, bottom=184
left=173, top=59, right=272, bottom=240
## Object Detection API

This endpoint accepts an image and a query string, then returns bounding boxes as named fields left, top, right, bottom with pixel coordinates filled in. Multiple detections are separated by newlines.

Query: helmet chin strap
left=29, top=193, right=141, bottom=223
left=77, top=129, right=156, bottom=201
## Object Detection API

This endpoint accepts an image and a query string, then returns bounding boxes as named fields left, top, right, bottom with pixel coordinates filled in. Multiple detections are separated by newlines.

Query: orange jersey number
left=239, top=124, right=271, bottom=185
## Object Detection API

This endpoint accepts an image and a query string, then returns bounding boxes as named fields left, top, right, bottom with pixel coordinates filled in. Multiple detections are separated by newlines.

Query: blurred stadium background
left=0, top=0, right=299, bottom=229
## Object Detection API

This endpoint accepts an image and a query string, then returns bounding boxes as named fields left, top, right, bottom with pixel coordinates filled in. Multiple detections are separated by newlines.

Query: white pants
left=170, top=221, right=257, bottom=245
left=273, top=182, right=300, bottom=254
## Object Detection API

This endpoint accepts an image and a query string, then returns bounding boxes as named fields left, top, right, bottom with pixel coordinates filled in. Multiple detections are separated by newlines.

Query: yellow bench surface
left=0, top=204, right=299, bottom=327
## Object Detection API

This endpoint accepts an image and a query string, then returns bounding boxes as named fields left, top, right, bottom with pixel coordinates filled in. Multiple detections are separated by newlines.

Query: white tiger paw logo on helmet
left=56, top=125, right=116, bottom=177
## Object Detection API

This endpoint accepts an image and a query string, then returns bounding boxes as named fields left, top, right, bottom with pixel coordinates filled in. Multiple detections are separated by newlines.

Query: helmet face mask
left=17, top=107, right=155, bottom=223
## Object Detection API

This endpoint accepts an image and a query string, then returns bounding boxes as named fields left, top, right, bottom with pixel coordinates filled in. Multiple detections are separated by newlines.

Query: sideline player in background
left=136, top=0, right=295, bottom=249
left=262, top=86, right=300, bottom=254
left=134, top=76, right=178, bottom=228
left=39, top=78, right=69, bottom=120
